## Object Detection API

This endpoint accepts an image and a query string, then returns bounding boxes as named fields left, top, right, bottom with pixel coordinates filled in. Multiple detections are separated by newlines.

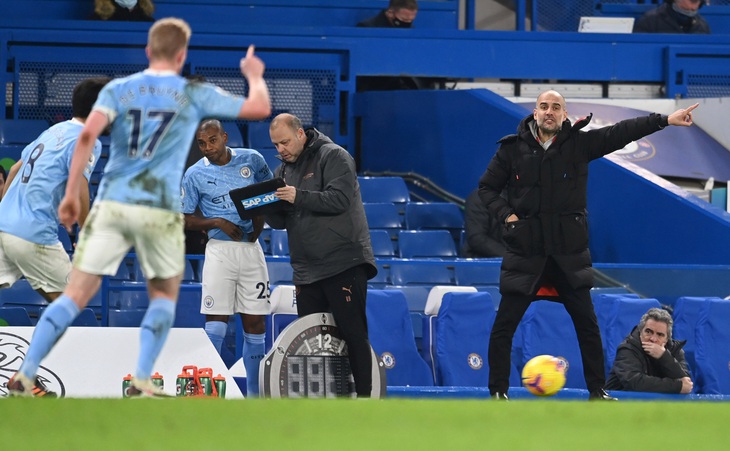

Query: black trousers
left=488, top=257, right=606, bottom=394
left=295, top=264, right=372, bottom=397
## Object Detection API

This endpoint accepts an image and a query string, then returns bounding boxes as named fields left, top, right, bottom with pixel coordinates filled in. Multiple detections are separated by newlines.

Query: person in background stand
left=633, top=0, right=710, bottom=34
left=91, top=0, right=155, bottom=22
left=462, top=188, right=506, bottom=258
left=182, top=119, right=272, bottom=397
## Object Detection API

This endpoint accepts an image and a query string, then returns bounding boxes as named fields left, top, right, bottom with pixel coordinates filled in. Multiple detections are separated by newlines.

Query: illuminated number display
left=260, top=313, right=385, bottom=398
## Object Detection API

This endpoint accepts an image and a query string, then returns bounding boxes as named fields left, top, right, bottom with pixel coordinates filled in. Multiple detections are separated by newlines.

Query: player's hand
left=679, top=377, right=693, bottom=394
left=275, top=185, right=297, bottom=204
left=217, top=219, right=244, bottom=241
left=641, top=341, right=666, bottom=359
left=505, top=213, right=519, bottom=224
left=240, top=45, right=265, bottom=80
left=58, top=195, right=80, bottom=233
left=667, top=103, right=699, bottom=127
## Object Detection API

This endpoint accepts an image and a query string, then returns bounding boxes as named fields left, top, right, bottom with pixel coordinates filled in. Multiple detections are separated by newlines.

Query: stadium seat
left=422, top=291, right=495, bottom=386
left=364, top=202, right=404, bottom=238
left=269, top=229, right=289, bottom=257
left=389, top=260, right=454, bottom=286
left=453, top=263, right=501, bottom=288
left=108, top=288, right=149, bottom=310
left=0, top=306, right=33, bottom=326
left=0, top=119, right=48, bottom=145
left=358, top=176, right=410, bottom=204
left=0, top=279, right=48, bottom=320
left=258, top=227, right=272, bottom=255
left=672, top=296, right=717, bottom=386
left=519, top=301, right=586, bottom=390
left=267, top=260, right=293, bottom=286
left=246, top=121, right=272, bottom=149
left=262, top=284, right=298, bottom=352
left=693, top=298, right=730, bottom=394
left=368, top=261, right=392, bottom=287
left=58, top=225, right=74, bottom=254
left=594, top=295, right=661, bottom=375
left=108, top=309, right=146, bottom=327
left=397, top=230, right=457, bottom=259
left=221, top=121, right=244, bottom=147
left=173, top=288, right=205, bottom=328
left=370, top=229, right=395, bottom=258
left=38, top=306, right=99, bottom=327
left=404, top=202, right=464, bottom=231
left=258, top=148, right=281, bottom=173
left=366, top=289, right=434, bottom=386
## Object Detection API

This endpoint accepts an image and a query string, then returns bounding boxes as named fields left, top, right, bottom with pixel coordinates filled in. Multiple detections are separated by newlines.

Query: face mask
left=391, top=18, right=413, bottom=28
left=672, top=2, right=699, bottom=18
left=115, top=0, right=138, bottom=9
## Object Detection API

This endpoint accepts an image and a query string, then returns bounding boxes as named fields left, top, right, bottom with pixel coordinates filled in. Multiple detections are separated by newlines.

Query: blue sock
left=204, top=321, right=227, bottom=354
left=20, top=295, right=79, bottom=379
left=243, top=332, right=265, bottom=397
left=135, top=298, right=175, bottom=380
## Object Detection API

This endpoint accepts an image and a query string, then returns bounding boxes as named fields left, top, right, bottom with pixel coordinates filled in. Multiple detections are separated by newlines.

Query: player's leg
left=200, top=239, right=237, bottom=353
left=130, top=206, right=185, bottom=393
left=321, top=264, right=372, bottom=397
left=235, top=239, right=270, bottom=397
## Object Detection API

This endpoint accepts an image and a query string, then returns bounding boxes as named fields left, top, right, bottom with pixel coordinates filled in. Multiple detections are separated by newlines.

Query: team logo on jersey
left=380, top=352, right=396, bottom=369
left=203, top=296, right=215, bottom=309
left=467, top=353, right=483, bottom=370
left=240, top=167, right=252, bottom=178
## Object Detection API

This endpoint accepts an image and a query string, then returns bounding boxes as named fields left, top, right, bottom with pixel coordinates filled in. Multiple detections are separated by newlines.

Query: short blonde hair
left=147, top=18, right=191, bottom=61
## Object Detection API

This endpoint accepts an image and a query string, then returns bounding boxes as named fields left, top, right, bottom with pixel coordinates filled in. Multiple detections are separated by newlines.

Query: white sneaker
left=126, top=377, right=171, bottom=398
left=7, top=373, right=35, bottom=397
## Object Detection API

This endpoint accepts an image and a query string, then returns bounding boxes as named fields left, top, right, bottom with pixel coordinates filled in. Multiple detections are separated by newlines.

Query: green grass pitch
left=1, top=398, right=726, bottom=450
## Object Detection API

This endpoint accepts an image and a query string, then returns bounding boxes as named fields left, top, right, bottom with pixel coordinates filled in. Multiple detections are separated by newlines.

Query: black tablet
left=229, top=177, right=287, bottom=220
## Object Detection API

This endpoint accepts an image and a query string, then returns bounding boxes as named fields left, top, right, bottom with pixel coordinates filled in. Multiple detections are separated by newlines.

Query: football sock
left=204, top=321, right=228, bottom=354
left=136, top=298, right=176, bottom=380
left=20, top=294, right=79, bottom=379
left=243, top=332, right=265, bottom=397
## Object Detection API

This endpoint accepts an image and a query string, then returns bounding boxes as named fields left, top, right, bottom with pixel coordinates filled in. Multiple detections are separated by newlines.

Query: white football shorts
left=200, top=238, right=270, bottom=316
left=73, top=201, right=185, bottom=280
left=0, top=231, right=71, bottom=293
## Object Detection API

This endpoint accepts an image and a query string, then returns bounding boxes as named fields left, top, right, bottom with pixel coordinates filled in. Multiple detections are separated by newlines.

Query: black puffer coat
left=605, top=326, right=690, bottom=393
left=479, top=112, right=667, bottom=296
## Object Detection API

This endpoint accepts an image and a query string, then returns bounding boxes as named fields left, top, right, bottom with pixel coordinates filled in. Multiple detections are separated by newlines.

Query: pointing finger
left=246, top=45, right=255, bottom=59
left=685, top=103, right=699, bottom=113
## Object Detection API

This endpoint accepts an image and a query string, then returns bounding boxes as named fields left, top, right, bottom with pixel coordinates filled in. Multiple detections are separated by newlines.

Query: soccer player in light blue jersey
left=182, top=119, right=273, bottom=396
left=0, top=77, right=110, bottom=305
left=8, top=17, right=272, bottom=397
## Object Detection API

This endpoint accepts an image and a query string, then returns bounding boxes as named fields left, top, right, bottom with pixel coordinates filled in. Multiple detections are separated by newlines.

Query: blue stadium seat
left=108, top=287, right=148, bottom=310
left=221, top=121, right=244, bottom=147
left=366, top=289, right=434, bottom=386
left=174, top=288, right=205, bottom=328
left=0, top=279, right=48, bottom=320
left=694, top=298, right=730, bottom=394
left=358, top=176, right=410, bottom=204
left=370, top=229, right=395, bottom=258
left=364, top=203, right=404, bottom=238
left=404, top=202, right=464, bottom=231
left=267, top=260, right=293, bottom=286
left=369, top=261, right=391, bottom=288
left=108, top=309, right=146, bottom=327
left=262, top=285, right=298, bottom=352
left=672, top=296, right=717, bottom=386
left=0, top=306, right=33, bottom=326
left=58, top=225, right=74, bottom=254
left=246, top=121, right=272, bottom=149
left=258, top=227, right=272, bottom=255
left=453, top=263, right=501, bottom=287
left=422, top=291, right=495, bottom=386
left=594, top=295, right=661, bottom=376
left=0, top=119, right=48, bottom=145
left=389, top=260, right=454, bottom=286
left=520, top=301, right=586, bottom=390
left=397, top=230, right=457, bottom=259
left=269, top=229, right=289, bottom=257
left=38, top=306, right=99, bottom=327
left=258, top=148, right=281, bottom=173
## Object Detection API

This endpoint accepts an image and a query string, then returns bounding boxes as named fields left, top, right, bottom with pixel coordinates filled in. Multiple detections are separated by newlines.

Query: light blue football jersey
left=93, top=70, right=245, bottom=211
left=181, top=148, right=273, bottom=241
left=0, top=120, right=100, bottom=245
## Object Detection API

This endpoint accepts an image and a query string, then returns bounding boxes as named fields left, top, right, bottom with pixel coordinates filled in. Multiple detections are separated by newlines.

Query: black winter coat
left=633, top=3, right=710, bottom=34
left=478, top=112, right=667, bottom=295
left=605, top=327, right=690, bottom=393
